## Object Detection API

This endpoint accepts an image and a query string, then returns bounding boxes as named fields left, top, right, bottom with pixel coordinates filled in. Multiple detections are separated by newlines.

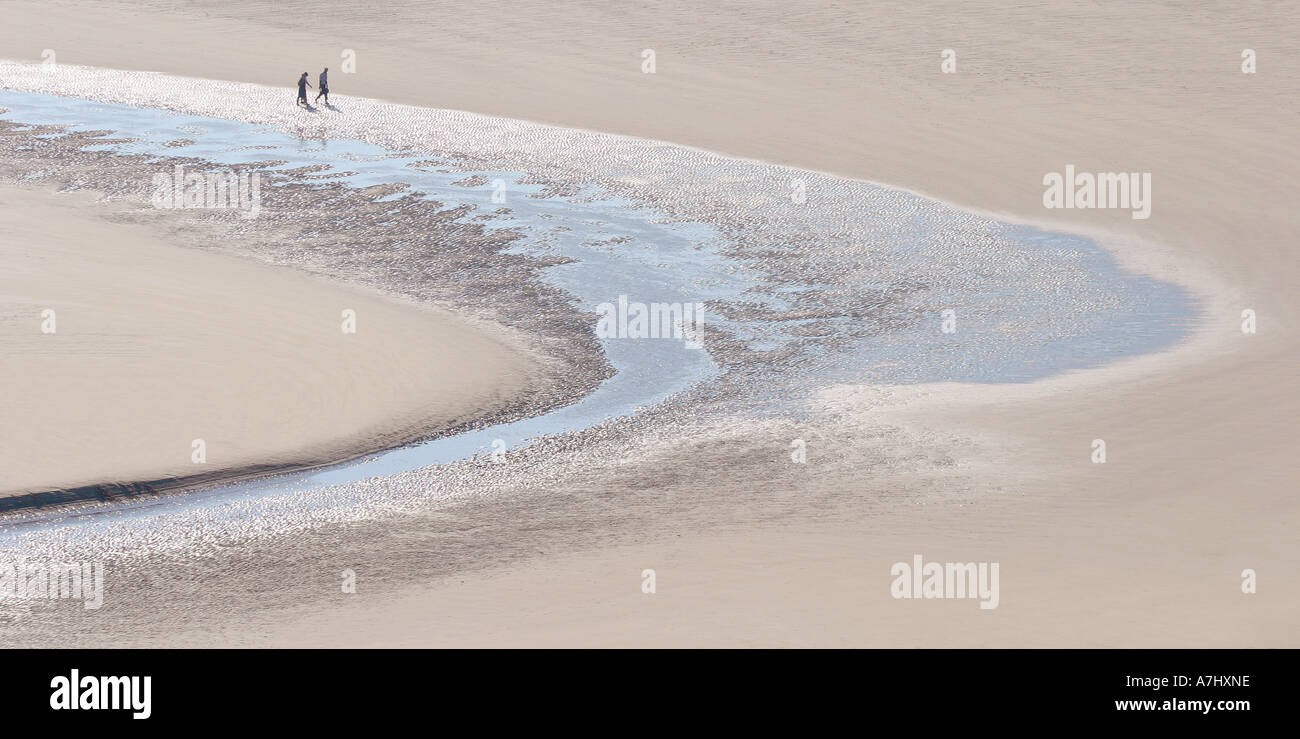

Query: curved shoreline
left=0, top=70, right=1204, bottom=517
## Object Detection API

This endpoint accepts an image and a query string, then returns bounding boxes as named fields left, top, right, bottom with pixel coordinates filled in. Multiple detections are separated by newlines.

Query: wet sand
left=0, top=1, right=1296, bottom=646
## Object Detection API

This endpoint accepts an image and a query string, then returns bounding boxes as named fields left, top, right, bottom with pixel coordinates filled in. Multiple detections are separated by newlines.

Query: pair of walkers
left=296, top=68, right=330, bottom=107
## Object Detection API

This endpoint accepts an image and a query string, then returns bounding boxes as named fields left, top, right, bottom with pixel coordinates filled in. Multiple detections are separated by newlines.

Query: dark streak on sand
left=0, top=465, right=295, bottom=513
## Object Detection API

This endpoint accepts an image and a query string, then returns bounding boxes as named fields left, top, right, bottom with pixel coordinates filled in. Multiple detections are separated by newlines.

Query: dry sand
left=1, top=1, right=1295, bottom=645
left=0, top=186, right=536, bottom=496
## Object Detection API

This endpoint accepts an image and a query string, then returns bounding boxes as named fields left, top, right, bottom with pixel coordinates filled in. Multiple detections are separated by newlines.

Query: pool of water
left=0, top=78, right=1195, bottom=539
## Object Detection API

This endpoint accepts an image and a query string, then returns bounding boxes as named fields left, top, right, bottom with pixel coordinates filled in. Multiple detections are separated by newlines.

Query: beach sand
left=1, top=1, right=1295, bottom=645
left=0, top=186, right=537, bottom=497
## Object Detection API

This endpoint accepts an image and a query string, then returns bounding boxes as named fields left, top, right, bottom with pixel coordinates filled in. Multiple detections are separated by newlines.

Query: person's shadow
left=324, top=103, right=342, bottom=113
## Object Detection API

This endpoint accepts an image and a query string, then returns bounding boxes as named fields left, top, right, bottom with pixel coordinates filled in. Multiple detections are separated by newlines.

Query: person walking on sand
left=296, top=72, right=313, bottom=107
left=315, top=67, right=330, bottom=105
